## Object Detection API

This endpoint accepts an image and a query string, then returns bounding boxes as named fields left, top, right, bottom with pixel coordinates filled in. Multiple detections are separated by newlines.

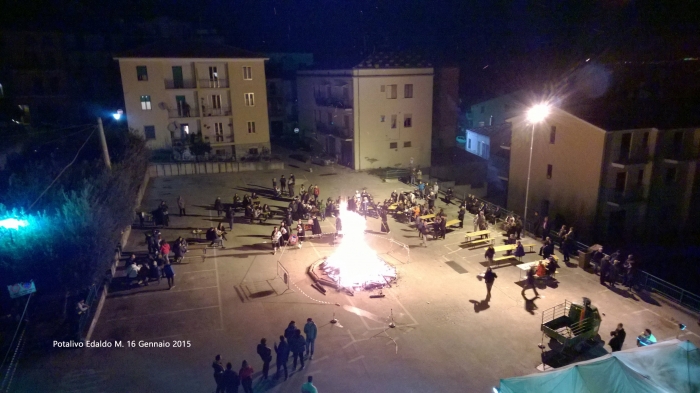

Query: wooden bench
left=494, top=244, right=538, bottom=253
left=464, top=229, right=490, bottom=241
left=419, top=214, right=436, bottom=222
left=465, top=237, right=494, bottom=247
left=445, top=219, right=461, bottom=228
left=493, top=254, right=517, bottom=263
left=387, top=204, right=398, bottom=211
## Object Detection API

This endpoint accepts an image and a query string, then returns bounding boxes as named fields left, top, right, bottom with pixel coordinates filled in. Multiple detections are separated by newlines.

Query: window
left=215, top=149, right=226, bottom=156
left=637, top=169, right=644, bottom=185
left=247, top=121, right=256, bottom=133
left=467, top=138, right=472, bottom=149
left=390, top=142, right=398, bottom=149
left=546, top=164, right=553, bottom=179
left=404, top=114, right=412, bottom=128
left=391, top=114, right=397, bottom=129
left=665, top=167, right=676, bottom=184
left=386, top=84, right=397, bottom=99
left=404, top=84, right=413, bottom=98
left=615, top=172, right=626, bottom=193
left=620, top=133, right=631, bottom=159
left=140, top=95, right=152, bottom=110
left=380, top=115, right=385, bottom=122
left=211, top=94, right=222, bottom=109
left=244, top=93, right=255, bottom=106
left=403, top=141, right=412, bottom=148
left=136, top=66, right=148, bottom=81
left=380, top=85, right=385, bottom=93
left=550, top=126, right=556, bottom=144
left=642, top=132, right=649, bottom=149
left=144, top=125, right=156, bottom=140
left=215, top=122, right=224, bottom=142
left=243, top=66, right=252, bottom=80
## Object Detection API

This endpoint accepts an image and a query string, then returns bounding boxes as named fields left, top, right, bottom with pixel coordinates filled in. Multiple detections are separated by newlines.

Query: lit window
left=247, top=121, right=256, bottom=133
left=403, top=141, right=411, bottom=147
left=244, top=93, right=255, bottom=106
left=136, top=66, right=148, bottom=81
left=243, top=66, right=252, bottom=80
left=144, top=125, right=156, bottom=139
left=386, top=85, right=397, bottom=99
left=404, top=84, right=413, bottom=98
left=140, top=95, right=152, bottom=110
left=404, top=114, right=412, bottom=128
left=390, top=142, right=398, bottom=149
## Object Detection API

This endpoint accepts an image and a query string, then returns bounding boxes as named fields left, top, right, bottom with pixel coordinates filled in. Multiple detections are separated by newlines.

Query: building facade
left=115, top=42, right=271, bottom=160
left=297, top=53, right=433, bottom=170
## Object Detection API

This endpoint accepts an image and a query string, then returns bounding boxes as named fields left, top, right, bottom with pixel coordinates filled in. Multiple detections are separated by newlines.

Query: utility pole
left=97, top=117, right=111, bottom=170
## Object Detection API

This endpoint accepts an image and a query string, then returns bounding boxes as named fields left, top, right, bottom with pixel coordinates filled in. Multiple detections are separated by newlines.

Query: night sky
left=2, top=0, right=699, bottom=102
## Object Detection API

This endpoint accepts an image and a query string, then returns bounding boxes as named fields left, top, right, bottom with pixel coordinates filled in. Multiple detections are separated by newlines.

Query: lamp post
left=523, top=104, right=550, bottom=228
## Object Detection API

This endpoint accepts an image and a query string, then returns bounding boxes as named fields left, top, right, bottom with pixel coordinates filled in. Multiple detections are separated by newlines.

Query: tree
left=189, top=139, right=212, bottom=158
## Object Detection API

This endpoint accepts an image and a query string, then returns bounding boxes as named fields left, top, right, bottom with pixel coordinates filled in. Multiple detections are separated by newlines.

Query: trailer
left=540, top=298, right=601, bottom=353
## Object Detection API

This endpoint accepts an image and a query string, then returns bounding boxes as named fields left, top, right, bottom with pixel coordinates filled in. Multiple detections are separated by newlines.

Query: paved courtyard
left=13, top=160, right=700, bottom=393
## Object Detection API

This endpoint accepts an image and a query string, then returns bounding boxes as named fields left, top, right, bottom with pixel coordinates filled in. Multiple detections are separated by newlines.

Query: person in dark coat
left=256, top=338, right=272, bottom=381
left=484, top=246, right=495, bottom=267
left=239, top=361, right=254, bottom=393
left=379, top=208, right=390, bottom=233
left=280, top=175, right=287, bottom=196
left=457, top=207, right=465, bottom=228
left=514, top=241, right=526, bottom=262
left=274, top=335, right=290, bottom=380
left=439, top=216, right=447, bottom=239
left=526, top=267, right=539, bottom=297
left=600, top=256, right=612, bottom=285
left=212, top=354, right=225, bottom=393
left=608, top=323, right=626, bottom=352
left=484, top=267, right=497, bottom=299
left=284, top=321, right=297, bottom=341
left=177, top=195, right=186, bottom=216
left=311, top=215, right=322, bottom=236
left=290, top=329, right=306, bottom=370
left=222, top=362, right=240, bottom=393
left=226, top=207, right=235, bottom=231
left=214, top=197, right=223, bottom=217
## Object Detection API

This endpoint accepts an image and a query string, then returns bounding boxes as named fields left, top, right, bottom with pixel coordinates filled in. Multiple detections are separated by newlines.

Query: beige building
left=508, top=105, right=700, bottom=242
left=297, top=53, right=433, bottom=170
left=114, top=42, right=271, bottom=159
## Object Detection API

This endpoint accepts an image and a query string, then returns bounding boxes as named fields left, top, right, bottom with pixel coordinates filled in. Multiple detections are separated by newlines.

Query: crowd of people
left=125, top=229, right=180, bottom=289
left=210, top=318, right=320, bottom=393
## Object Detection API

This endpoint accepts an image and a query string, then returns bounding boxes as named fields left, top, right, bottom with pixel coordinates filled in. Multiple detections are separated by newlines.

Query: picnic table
left=493, top=243, right=537, bottom=253
left=445, top=219, right=460, bottom=228
left=387, top=204, right=398, bottom=211
left=419, top=214, right=436, bottom=222
left=464, top=229, right=490, bottom=241
left=516, top=257, right=559, bottom=280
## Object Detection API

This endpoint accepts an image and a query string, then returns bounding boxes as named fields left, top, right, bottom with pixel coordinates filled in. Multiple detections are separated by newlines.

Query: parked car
left=311, top=155, right=337, bottom=166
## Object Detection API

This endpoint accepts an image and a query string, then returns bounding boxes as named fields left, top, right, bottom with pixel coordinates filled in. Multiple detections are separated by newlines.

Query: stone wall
left=148, top=161, right=285, bottom=177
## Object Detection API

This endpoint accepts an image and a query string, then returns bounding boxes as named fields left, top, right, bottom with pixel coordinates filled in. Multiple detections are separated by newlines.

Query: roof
left=466, top=123, right=512, bottom=137
left=354, top=51, right=432, bottom=69
left=115, top=41, right=266, bottom=60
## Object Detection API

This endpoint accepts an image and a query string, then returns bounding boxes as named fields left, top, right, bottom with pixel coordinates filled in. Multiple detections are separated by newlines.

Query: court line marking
left=104, top=305, right=219, bottom=322
left=208, top=209, right=225, bottom=331
left=348, top=355, right=365, bottom=363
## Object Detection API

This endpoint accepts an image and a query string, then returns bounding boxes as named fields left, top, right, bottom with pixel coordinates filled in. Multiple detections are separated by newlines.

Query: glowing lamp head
left=0, top=218, right=29, bottom=230
left=112, top=109, right=124, bottom=120
left=526, top=104, right=550, bottom=124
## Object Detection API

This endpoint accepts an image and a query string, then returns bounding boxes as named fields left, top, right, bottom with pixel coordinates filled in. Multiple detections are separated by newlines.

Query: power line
left=28, top=128, right=97, bottom=211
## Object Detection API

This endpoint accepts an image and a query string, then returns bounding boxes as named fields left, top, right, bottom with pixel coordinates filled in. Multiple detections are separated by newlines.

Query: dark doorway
left=172, top=66, right=183, bottom=88
left=620, top=133, right=631, bottom=160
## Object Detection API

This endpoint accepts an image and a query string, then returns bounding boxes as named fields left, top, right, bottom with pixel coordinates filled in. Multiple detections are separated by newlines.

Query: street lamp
left=523, top=104, right=551, bottom=228
left=112, top=109, right=124, bottom=121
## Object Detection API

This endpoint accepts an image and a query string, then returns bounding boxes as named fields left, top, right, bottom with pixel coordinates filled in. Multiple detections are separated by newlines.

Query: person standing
left=284, top=321, right=297, bottom=341
left=274, top=335, right=290, bottom=380
left=304, top=318, right=317, bottom=360
left=484, top=267, right=497, bottom=299
left=239, top=361, right=254, bottom=393
left=301, top=376, right=318, bottom=393
left=214, top=197, right=223, bottom=217
left=532, top=211, right=541, bottom=238
left=557, top=225, right=567, bottom=248
left=457, top=206, right=465, bottom=228
left=222, top=362, right=240, bottom=393
left=526, top=267, right=539, bottom=297
left=290, top=329, right=306, bottom=371
left=541, top=216, right=550, bottom=241
left=272, top=177, right=277, bottom=190
left=177, top=195, right=186, bottom=216
left=379, top=208, right=390, bottom=233
left=256, top=338, right=272, bottom=381
left=212, top=355, right=225, bottom=393
left=484, top=246, right=495, bottom=268
left=608, top=323, right=626, bottom=352
left=226, top=207, right=235, bottom=231
left=439, top=215, right=447, bottom=239
left=280, top=175, right=287, bottom=196
left=514, top=241, right=525, bottom=262
left=416, top=168, right=423, bottom=184
left=163, top=262, right=175, bottom=290
left=600, top=256, right=611, bottom=285
left=271, top=227, right=282, bottom=255
left=311, top=215, right=322, bottom=236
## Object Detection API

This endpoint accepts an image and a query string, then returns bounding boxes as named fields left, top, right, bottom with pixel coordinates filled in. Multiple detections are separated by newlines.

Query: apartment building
left=297, top=52, right=433, bottom=170
left=114, top=41, right=271, bottom=159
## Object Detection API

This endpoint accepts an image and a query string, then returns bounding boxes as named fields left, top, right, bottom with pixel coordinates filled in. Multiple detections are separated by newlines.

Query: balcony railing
left=316, top=122, right=352, bottom=139
left=167, top=108, right=199, bottom=119
left=201, top=106, right=232, bottom=117
left=198, top=79, right=229, bottom=88
left=603, top=186, right=646, bottom=205
left=659, top=148, right=700, bottom=162
left=314, top=94, right=352, bottom=109
left=613, top=152, right=652, bottom=165
left=164, top=79, right=197, bottom=89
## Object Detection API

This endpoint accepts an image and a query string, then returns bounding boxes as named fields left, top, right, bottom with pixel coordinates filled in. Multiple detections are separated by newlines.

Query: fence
left=454, top=193, right=700, bottom=314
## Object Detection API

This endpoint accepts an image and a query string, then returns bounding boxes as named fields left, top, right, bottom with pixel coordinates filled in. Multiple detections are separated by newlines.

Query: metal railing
left=167, top=108, right=199, bottom=118
left=314, top=94, right=353, bottom=109
left=201, top=106, right=232, bottom=117
left=198, top=79, right=229, bottom=88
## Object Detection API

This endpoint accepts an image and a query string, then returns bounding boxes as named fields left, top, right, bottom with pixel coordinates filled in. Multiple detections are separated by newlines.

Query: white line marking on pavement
left=348, top=355, right=365, bottom=363
left=209, top=209, right=225, bottom=331
left=105, top=305, right=219, bottom=322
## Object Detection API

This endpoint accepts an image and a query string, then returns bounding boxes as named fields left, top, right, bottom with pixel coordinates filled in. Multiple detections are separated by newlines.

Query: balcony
left=198, top=79, right=229, bottom=89
left=168, top=108, right=199, bottom=119
left=316, top=122, right=353, bottom=139
left=164, top=79, right=197, bottom=89
left=660, top=149, right=700, bottom=162
left=612, top=152, right=652, bottom=166
left=603, top=186, right=647, bottom=205
left=201, top=106, right=232, bottom=117
left=314, top=94, right=352, bottom=109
